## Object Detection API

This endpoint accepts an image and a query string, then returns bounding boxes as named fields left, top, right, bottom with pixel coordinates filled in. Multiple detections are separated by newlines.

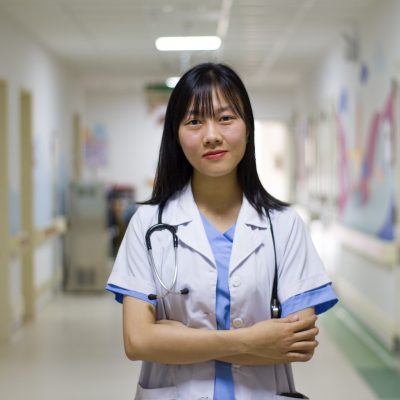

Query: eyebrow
left=186, top=105, right=233, bottom=116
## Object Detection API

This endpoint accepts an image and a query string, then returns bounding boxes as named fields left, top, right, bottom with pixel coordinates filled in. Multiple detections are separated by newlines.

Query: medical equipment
left=146, top=203, right=281, bottom=318
left=145, top=203, right=189, bottom=300
left=66, top=181, right=109, bottom=291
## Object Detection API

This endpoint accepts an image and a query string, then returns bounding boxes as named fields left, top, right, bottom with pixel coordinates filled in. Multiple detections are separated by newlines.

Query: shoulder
left=268, top=206, right=308, bottom=241
left=127, top=204, right=159, bottom=232
left=269, top=206, right=301, bottom=227
left=128, top=189, right=185, bottom=230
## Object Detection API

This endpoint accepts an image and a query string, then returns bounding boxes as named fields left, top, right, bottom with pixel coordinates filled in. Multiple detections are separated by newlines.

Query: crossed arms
left=122, top=296, right=319, bottom=365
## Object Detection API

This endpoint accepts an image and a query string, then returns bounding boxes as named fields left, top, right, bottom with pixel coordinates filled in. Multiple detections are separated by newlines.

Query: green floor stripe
left=320, top=305, right=400, bottom=399
left=359, top=368, right=400, bottom=398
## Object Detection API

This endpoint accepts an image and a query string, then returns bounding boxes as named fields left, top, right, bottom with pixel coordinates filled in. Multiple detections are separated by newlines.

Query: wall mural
left=336, top=84, right=396, bottom=240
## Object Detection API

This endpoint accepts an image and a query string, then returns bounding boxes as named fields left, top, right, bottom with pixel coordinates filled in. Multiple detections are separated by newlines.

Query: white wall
left=0, top=14, right=84, bottom=328
left=294, top=0, right=400, bottom=349
left=83, top=89, right=163, bottom=202
left=250, top=88, right=296, bottom=121
left=255, top=121, right=292, bottom=203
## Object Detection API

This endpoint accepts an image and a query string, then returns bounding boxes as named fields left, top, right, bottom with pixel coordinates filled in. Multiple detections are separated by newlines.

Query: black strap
left=158, top=202, right=166, bottom=224
left=265, top=208, right=280, bottom=317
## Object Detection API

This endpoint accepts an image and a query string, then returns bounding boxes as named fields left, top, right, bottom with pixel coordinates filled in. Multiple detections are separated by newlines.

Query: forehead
left=187, top=89, right=224, bottom=110
left=185, top=87, right=242, bottom=118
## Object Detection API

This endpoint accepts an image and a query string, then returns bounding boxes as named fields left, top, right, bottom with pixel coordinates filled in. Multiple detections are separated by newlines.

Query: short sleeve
left=276, top=209, right=333, bottom=303
left=106, top=207, right=157, bottom=304
left=281, top=283, right=338, bottom=317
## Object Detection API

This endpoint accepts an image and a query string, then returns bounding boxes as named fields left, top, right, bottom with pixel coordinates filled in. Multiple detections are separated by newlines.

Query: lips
left=203, top=150, right=227, bottom=160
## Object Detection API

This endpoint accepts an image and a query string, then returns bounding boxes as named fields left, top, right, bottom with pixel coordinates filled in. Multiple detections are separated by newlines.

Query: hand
left=243, top=314, right=319, bottom=363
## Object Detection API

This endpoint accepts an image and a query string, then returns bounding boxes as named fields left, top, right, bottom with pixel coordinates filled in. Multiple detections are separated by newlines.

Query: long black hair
left=142, top=62, right=289, bottom=213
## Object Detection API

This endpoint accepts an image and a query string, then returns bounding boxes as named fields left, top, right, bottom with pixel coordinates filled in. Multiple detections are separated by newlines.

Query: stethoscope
left=145, top=203, right=282, bottom=319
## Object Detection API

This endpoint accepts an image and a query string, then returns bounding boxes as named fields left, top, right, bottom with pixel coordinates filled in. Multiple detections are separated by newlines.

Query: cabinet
left=65, top=182, right=110, bottom=291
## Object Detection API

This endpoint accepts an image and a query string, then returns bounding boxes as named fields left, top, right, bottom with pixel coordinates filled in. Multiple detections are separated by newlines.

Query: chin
left=197, top=168, right=237, bottom=179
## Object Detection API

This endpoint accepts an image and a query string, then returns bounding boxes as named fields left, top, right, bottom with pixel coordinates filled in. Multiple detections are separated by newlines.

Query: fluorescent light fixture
left=155, top=36, right=221, bottom=51
left=165, top=76, right=180, bottom=88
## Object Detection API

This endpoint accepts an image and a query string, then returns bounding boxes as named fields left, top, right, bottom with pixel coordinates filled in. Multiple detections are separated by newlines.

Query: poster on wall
left=145, top=83, right=172, bottom=126
left=336, top=83, right=396, bottom=241
left=84, top=123, right=108, bottom=167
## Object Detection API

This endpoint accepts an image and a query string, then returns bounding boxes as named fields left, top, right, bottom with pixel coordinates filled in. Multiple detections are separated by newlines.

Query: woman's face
left=178, top=91, right=247, bottom=180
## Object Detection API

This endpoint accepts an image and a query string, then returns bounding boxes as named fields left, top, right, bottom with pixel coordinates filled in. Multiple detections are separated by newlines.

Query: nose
left=203, top=121, right=222, bottom=146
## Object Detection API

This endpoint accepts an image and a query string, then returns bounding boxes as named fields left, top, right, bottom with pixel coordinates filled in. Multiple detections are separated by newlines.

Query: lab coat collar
left=164, top=183, right=215, bottom=266
left=163, top=183, right=272, bottom=271
left=229, top=195, right=270, bottom=275
left=166, top=182, right=271, bottom=229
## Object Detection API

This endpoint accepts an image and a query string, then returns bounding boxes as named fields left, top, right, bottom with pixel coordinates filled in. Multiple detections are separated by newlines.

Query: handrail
left=9, top=216, right=67, bottom=256
left=33, top=216, right=67, bottom=246
left=9, top=232, right=29, bottom=257
left=333, top=223, right=398, bottom=267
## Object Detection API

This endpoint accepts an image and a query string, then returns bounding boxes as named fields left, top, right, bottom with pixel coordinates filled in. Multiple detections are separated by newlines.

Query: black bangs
left=185, top=72, right=245, bottom=121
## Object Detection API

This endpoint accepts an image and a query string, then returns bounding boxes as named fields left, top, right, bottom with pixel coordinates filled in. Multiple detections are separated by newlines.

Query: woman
left=106, top=63, right=338, bottom=400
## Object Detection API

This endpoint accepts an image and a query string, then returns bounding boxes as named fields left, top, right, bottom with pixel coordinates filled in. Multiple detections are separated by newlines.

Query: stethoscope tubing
left=145, top=204, right=281, bottom=318
left=145, top=218, right=189, bottom=299
left=147, top=247, right=179, bottom=295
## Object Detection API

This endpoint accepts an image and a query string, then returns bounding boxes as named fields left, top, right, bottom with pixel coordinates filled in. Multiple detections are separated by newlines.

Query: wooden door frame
left=73, top=113, right=82, bottom=180
left=0, top=80, right=11, bottom=343
left=20, top=90, right=34, bottom=321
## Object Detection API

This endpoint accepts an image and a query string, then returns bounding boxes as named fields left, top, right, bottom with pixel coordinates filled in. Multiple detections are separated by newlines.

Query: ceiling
left=0, top=0, right=377, bottom=90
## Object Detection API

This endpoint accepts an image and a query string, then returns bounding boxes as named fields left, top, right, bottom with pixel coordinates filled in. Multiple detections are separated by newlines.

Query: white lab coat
left=107, top=183, right=331, bottom=400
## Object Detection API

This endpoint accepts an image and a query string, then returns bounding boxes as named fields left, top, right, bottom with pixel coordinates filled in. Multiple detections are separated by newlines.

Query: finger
left=291, top=315, right=317, bottom=332
left=290, top=340, right=319, bottom=352
left=282, top=314, right=299, bottom=323
left=287, top=351, right=314, bottom=363
left=293, top=327, right=319, bottom=341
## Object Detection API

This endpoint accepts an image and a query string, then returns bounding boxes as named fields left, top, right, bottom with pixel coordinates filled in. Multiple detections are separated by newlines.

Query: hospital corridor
left=1, top=1, right=400, bottom=399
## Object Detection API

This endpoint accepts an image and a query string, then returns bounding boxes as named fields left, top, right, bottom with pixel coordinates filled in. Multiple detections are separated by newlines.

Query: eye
left=186, top=119, right=201, bottom=126
left=220, top=114, right=236, bottom=123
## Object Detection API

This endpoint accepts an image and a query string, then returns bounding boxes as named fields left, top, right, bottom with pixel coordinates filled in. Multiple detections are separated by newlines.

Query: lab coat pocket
left=135, top=384, right=178, bottom=400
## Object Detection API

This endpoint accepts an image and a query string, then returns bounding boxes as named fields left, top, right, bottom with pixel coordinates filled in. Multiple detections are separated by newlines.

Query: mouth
left=203, top=150, right=228, bottom=160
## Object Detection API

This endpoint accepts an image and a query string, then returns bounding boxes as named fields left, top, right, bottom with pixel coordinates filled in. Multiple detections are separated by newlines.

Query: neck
left=191, top=172, right=242, bottom=215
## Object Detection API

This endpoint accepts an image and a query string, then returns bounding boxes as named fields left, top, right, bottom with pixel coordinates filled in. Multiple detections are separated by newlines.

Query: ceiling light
left=165, top=76, right=180, bottom=88
left=155, top=36, right=221, bottom=51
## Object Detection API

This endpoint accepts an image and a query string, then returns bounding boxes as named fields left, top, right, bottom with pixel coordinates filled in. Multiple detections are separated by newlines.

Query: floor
left=0, top=291, right=386, bottom=400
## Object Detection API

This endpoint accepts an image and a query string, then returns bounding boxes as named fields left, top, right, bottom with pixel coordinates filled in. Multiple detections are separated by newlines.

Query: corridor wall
left=294, top=0, right=400, bottom=351
left=83, top=89, right=163, bottom=202
left=0, top=13, right=84, bottom=339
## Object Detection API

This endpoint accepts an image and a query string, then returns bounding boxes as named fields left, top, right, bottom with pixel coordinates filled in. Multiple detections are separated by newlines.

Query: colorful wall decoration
left=84, top=123, right=108, bottom=167
left=336, top=84, right=396, bottom=241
